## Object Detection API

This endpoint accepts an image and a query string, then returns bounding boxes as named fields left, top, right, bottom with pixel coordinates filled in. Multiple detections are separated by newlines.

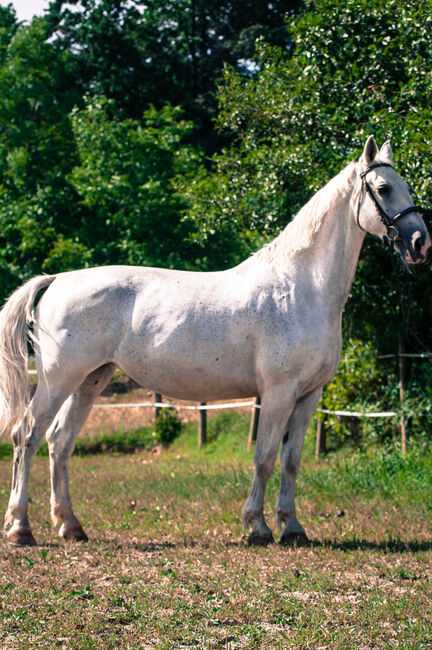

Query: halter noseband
left=357, top=162, right=421, bottom=243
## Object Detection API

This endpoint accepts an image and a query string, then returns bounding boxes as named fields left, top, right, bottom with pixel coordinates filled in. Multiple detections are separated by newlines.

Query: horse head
left=357, top=135, right=431, bottom=264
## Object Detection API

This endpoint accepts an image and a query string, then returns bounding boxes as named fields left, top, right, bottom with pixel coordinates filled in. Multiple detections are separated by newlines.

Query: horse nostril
left=412, top=232, right=424, bottom=258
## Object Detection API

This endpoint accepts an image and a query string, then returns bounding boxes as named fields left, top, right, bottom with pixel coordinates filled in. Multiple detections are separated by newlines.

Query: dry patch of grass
left=0, top=449, right=431, bottom=649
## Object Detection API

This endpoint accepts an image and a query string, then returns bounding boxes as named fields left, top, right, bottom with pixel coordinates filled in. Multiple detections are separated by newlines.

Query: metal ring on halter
left=386, top=225, right=401, bottom=242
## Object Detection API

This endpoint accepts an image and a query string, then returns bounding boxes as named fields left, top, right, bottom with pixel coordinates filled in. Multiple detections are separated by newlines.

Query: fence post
left=154, top=393, right=162, bottom=422
left=198, top=402, right=207, bottom=448
left=315, top=415, right=326, bottom=459
left=247, top=397, right=261, bottom=451
left=398, top=338, right=408, bottom=455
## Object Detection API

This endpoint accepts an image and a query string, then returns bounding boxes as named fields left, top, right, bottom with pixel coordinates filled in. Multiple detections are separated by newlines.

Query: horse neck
left=265, top=164, right=365, bottom=313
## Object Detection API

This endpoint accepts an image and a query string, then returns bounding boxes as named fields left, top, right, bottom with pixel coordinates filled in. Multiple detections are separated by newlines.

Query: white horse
left=0, top=136, right=430, bottom=547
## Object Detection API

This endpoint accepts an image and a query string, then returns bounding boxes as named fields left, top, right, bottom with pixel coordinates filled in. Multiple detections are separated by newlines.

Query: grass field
left=0, top=412, right=431, bottom=649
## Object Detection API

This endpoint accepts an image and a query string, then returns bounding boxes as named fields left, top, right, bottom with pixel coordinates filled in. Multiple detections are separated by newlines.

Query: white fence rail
left=27, top=365, right=416, bottom=453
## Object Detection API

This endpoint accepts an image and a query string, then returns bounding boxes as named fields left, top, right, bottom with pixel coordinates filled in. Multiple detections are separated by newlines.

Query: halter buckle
left=386, top=225, right=400, bottom=242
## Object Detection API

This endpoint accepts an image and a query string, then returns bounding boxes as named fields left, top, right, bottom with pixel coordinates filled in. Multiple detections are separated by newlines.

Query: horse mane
left=254, top=161, right=360, bottom=262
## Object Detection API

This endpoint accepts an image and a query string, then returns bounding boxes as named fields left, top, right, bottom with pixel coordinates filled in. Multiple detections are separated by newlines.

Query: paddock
left=1, top=428, right=431, bottom=648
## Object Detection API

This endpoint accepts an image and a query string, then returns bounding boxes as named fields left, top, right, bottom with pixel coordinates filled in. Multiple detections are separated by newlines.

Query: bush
left=155, top=408, right=182, bottom=447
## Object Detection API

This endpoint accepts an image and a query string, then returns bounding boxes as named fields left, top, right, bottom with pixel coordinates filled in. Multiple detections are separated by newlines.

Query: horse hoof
left=279, top=531, right=309, bottom=547
left=247, top=531, right=274, bottom=547
left=60, top=525, right=88, bottom=542
left=7, top=529, right=37, bottom=547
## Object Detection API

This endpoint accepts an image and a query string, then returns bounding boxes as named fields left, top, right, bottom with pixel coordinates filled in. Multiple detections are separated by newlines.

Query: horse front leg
left=243, top=388, right=296, bottom=546
left=46, top=364, right=115, bottom=542
left=276, top=387, right=322, bottom=546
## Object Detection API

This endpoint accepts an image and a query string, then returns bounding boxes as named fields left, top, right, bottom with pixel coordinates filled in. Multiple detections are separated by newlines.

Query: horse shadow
left=293, top=537, right=432, bottom=554
left=127, top=536, right=432, bottom=554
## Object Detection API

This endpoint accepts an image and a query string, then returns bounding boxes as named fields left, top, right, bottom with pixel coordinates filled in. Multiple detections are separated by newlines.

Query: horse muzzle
left=394, top=227, right=431, bottom=264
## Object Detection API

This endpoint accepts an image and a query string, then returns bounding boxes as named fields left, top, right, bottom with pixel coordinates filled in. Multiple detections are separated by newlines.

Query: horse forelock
left=255, top=162, right=359, bottom=262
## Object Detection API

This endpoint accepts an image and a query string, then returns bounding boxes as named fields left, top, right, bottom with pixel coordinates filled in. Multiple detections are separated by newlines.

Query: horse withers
left=0, top=136, right=430, bottom=547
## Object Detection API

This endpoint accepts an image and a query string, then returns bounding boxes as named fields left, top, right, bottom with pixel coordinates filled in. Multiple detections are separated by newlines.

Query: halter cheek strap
left=356, top=162, right=421, bottom=242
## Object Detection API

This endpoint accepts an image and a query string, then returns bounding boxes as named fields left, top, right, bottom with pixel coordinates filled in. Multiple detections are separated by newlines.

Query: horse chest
left=256, top=311, right=341, bottom=392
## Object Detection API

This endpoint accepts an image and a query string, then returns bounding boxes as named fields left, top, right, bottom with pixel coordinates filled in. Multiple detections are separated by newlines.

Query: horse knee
left=254, top=448, right=278, bottom=481
left=281, top=447, right=302, bottom=476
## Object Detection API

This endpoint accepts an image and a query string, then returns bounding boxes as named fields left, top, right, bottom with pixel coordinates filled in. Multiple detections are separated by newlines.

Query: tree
left=0, top=15, right=82, bottom=299
left=45, top=0, right=304, bottom=149
left=68, top=96, right=203, bottom=269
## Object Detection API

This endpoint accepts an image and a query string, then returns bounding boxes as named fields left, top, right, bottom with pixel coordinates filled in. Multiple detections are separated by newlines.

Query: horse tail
left=0, top=275, right=56, bottom=438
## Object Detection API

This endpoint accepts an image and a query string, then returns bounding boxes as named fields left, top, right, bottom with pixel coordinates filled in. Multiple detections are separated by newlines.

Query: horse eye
left=377, top=185, right=390, bottom=196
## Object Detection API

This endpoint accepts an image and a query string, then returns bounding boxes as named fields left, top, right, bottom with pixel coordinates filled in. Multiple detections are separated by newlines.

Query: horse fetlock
left=4, top=503, right=27, bottom=530
left=275, top=505, right=299, bottom=530
left=243, top=503, right=274, bottom=544
left=51, top=503, right=81, bottom=531
left=50, top=502, right=70, bottom=525
left=242, top=503, right=260, bottom=530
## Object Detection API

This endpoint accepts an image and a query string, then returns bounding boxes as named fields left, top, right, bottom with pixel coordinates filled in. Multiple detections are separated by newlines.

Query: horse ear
left=362, top=135, right=378, bottom=165
left=380, top=140, right=393, bottom=163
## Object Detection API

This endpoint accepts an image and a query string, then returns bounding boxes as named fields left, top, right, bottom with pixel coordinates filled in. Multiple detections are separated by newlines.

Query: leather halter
left=356, top=162, right=421, bottom=243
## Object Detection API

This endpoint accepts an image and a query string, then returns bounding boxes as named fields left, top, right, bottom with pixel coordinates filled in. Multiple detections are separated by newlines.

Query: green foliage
left=400, top=358, right=432, bottom=441
left=193, top=0, right=432, bottom=228
left=69, top=96, right=204, bottom=269
left=46, top=0, right=304, bottom=145
left=155, top=408, right=182, bottom=447
left=0, top=15, right=82, bottom=297
left=320, top=340, right=432, bottom=448
left=73, top=426, right=156, bottom=455
left=0, top=4, right=259, bottom=300
left=321, top=340, right=398, bottom=448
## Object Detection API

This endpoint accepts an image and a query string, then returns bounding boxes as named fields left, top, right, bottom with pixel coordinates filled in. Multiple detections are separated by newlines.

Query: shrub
left=155, top=408, right=182, bottom=447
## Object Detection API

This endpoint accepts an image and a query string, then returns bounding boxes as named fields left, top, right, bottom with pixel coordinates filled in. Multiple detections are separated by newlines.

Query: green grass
left=0, top=412, right=431, bottom=648
left=0, top=425, right=157, bottom=459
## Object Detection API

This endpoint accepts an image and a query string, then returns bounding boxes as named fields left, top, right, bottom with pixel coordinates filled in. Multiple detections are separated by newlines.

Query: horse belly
left=115, top=324, right=257, bottom=401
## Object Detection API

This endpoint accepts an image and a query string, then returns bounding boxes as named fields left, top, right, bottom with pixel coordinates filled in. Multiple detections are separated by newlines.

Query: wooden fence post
left=398, top=338, right=408, bottom=455
left=315, top=415, right=326, bottom=459
left=198, top=402, right=207, bottom=448
left=248, top=397, right=261, bottom=451
left=154, top=393, right=162, bottom=422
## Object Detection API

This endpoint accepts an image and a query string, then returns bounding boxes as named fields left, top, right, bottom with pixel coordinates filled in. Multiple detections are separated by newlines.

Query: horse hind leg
left=276, top=387, right=322, bottom=546
left=46, top=363, right=116, bottom=542
left=5, top=382, right=69, bottom=546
